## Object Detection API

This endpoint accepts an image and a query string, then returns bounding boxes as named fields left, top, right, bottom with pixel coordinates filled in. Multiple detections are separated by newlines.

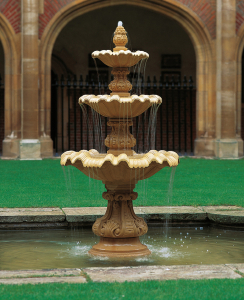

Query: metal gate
left=51, top=74, right=196, bottom=155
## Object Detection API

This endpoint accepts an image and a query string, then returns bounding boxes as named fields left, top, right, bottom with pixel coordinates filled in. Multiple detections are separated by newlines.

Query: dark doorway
left=51, top=70, right=58, bottom=154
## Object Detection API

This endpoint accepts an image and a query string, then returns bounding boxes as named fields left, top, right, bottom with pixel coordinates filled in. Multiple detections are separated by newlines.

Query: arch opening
left=40, top=0, right=214, bottom=156
left=51, top=5, right=196, bottom=154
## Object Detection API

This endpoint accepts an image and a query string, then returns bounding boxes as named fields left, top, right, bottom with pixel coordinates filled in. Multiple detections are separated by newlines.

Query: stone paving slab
left=84, top=264, right=241, bottom=283
left=1, top=206, right=244, bottom=225
left=63, top=206, right=207, bottom=223
left=63, top=207, right=106, bottom=222
left=0, top=276, right=86, bottom=285
left=134, top=206, right=207, bottom=221
left=0, top=208, right=65, bottom=223
left=0, top=268, right=82, bottom=279
left=0, top=264, right=242, bottom=284
left=202, top=206, right=244, bottom=224
left=226, top=264, right=244, bottom=274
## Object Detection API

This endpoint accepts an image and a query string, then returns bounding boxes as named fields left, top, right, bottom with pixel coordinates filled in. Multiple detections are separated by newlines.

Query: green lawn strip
left=0, top=158, right=244, bottom=208
left=0, top=279, right=244, bottom=300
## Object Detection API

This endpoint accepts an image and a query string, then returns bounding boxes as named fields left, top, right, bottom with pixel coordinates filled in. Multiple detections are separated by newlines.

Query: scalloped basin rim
left=91, top=50, right=149, bottom=67
left=92, top=50, right=149, bottom=57
left=61, top=150, right=179, bottom=169
left=79, top=94, right=162, bottom=104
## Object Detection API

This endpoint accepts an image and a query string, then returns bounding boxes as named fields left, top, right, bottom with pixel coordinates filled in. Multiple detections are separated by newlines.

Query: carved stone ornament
left=102, top=191, right=138, bottom=201
left=105, top=119, right=136, bottom=155
left=109, top=67, right=132, bottom=96
left=92, top=198, right=148, bottom=238
left=113, top=25, right=128, bottom=52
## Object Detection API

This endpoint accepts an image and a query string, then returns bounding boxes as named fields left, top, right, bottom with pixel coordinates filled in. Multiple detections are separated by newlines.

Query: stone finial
left=113, top=22, right=128, bottom=52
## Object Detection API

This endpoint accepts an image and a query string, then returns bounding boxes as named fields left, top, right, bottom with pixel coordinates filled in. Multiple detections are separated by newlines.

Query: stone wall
left=39, top=0, right=73, bottom=39
left=176, top=0, right=216, bottom=38
left=38, top=0, right=217, bottom=40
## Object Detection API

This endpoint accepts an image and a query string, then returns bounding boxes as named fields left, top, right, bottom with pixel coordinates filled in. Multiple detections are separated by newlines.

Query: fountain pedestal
left=89, top=187, right=150, bottom=257
left=89, top=237, right=150, bottom=257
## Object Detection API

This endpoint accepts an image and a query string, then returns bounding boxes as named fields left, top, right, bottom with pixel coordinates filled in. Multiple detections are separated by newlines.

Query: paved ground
left=0, top=264, right=243, bottom=284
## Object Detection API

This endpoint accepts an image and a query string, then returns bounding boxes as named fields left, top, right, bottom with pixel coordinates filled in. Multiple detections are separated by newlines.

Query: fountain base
left=88, top=237, right=151, bottom=257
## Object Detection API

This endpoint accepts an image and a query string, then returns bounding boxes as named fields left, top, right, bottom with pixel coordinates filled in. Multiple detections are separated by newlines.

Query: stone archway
left=39, top=0, right=215, bottom=155
left=0, top=13, right=20, bottom=158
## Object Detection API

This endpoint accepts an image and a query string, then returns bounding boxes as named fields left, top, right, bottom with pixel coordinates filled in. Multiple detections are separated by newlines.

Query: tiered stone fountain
left=61, top=23, right=179, bottom=257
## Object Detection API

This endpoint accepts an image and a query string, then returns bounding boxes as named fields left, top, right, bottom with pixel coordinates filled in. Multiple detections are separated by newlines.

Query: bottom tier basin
left=61, top=150, right=179, bottom=187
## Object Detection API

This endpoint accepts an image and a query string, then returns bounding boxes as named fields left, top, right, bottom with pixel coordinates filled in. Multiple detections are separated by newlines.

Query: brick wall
left=176, top=0, right=216, bottom=39
left=237, top=0, right=244, bottom=33
left=0, top=0, right=21, bottom=34
left=39, top=0, right=74, bottom=39
left=39, top=0, right=216, bottom=39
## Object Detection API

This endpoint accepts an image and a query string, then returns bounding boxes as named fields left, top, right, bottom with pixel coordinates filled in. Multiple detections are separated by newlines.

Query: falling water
left=165, top=167, right=177, bottom=238
left=62, top=166, right=71, bottom=202
left=79, top=103, right=104, bottom=154
left=93, top=58, right=101, bottom=95
left=61, top=165, right=74, bottom=205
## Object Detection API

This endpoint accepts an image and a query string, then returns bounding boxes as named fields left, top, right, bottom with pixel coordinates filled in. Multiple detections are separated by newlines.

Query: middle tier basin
left=79, top=94, right=162, bottom=118
left=61, top=150, right=179, bottom=187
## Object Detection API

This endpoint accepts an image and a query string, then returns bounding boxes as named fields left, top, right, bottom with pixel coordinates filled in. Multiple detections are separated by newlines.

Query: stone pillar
left=18, top=0, right=53, bottom=159
left=19, top=0, right=40, bottom=159
left=215, top=0, right=243, bottom=158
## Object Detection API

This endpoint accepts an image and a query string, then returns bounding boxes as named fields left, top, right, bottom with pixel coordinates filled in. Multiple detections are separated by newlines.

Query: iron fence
left=53, top=74, right=197, bottom=155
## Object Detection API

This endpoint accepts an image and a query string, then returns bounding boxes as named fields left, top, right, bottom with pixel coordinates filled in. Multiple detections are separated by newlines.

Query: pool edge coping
left=0, top=206, right=244, bottom=227
left=0, top=264, right=243, bottom=284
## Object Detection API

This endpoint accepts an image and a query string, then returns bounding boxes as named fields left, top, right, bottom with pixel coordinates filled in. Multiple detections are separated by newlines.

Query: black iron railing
left=51, top=74, right=196, bottom=155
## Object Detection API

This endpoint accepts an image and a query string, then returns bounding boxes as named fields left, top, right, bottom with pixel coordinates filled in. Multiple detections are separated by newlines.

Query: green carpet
left=0, top=157, right=244, bottom=208
left=0, top=279, right=244, bottom=300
